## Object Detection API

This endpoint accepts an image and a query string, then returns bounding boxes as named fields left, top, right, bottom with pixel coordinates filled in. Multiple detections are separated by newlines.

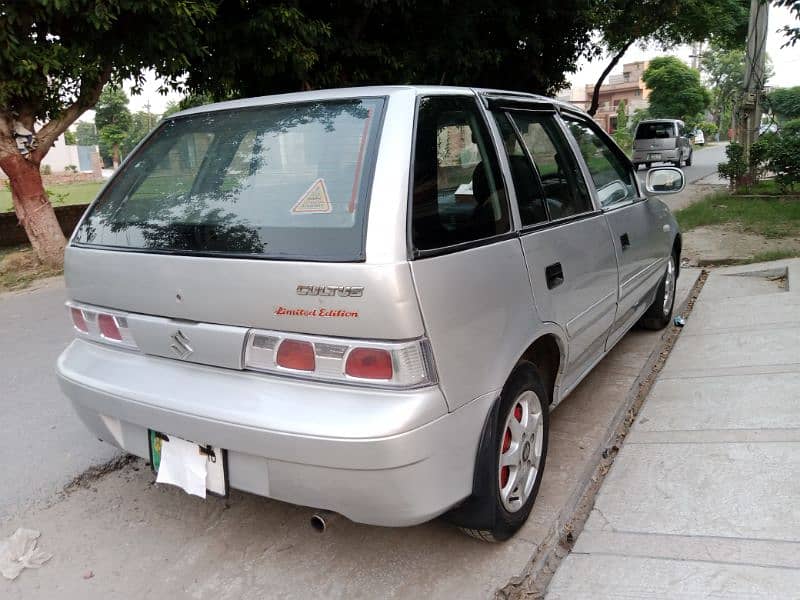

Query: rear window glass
left=635, top=122, right=676, bottom=140
left=74, top=99, right=384, bottom=260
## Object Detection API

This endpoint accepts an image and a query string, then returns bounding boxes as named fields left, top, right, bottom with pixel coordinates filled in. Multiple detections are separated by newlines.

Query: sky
left=566, top=3, right=800, bottom=93
left=80, top=4, right=800, bottom=122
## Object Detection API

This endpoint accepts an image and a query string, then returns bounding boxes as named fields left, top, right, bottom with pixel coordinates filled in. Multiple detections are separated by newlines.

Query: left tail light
left=66, top=303, right=138, bottom=350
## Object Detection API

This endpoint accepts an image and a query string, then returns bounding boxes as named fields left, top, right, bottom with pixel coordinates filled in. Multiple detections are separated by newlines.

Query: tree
left=773, top=0, right=800, bottom=46
left=766, top=86, right=800, bottom=122
left=586, top=0, right=749, bottom=116
left=0, top=1, right=216, bottom=267
left=64, top=130, right=77, bottom=145
left=75, top=121, right=98, bottom=147
left=612, top=100, right=632, bottom=151
left=701, top=45, right=746, bottom=136
left=182, top=1, right=597, bottom=99
left=643, top=57, right=711, bottom=121
left=95, top=86, right=132, bottom=168
left=122, top=110, right=157, bottom=158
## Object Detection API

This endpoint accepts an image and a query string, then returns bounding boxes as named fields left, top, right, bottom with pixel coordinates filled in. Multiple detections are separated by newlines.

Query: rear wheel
left=686, top=151, right=693, bottom=166
left=454, top=363, right=549, bottom=542
left=645, top=162, right=652, bottom=169
left=639, top=252, right=677, bottom=330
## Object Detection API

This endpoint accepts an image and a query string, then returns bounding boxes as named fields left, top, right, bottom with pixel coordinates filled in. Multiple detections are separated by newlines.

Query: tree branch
left=30, top=65, right=112, bottom=163
left=587, top=40, right=634, bottom=117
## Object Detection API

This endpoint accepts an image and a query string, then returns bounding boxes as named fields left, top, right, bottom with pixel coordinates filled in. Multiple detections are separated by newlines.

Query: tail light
left=66, top=303, right=138, bottom=350
left=244, top=329, right=437, bottom=389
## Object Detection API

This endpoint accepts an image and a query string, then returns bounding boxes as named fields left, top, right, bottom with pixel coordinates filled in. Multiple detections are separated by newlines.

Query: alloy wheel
left=498, top=390, right=544, bottom=512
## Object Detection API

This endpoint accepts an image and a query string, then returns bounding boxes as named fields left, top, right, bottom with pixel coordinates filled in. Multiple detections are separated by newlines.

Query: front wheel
left=686, top=151, right=693, bottom=166
left=639, top=252, right=677, bottom=330
left=453, top=363, right=549, bottom=542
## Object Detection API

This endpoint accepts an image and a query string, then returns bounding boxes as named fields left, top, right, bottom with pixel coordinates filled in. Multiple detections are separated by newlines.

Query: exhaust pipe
left=310, top=510, right=337, bottom=533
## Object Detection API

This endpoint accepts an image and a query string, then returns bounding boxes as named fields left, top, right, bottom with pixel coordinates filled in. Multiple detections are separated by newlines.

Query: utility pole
left=738, top=0, right=769, bottom=174
left=144, top=100, right=153, bottom=130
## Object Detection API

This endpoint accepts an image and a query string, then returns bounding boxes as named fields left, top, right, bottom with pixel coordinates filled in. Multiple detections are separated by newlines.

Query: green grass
left=750, top=249, right=800, bottom=262
left=0, top=181, right=103, bottom=213
left=675, top=193, right=800, bottom=239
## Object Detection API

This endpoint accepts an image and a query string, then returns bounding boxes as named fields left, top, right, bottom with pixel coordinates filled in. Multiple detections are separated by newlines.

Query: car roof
left=637, top=119, right=683, bottom=124
left=171, top=85, right=564, bottom=118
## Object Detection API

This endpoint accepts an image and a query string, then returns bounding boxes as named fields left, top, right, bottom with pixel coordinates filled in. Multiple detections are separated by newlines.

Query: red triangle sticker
left=291, top=178, right=332, bottom=214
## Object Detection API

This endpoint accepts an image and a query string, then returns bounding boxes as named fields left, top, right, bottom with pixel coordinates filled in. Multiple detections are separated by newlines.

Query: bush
left=749, top=135, right=774, bottom=184
left=718, top=142, right=747, bottom=189
left=64, top=164, right=77, bottom=173
left=780, top=118, right=800, bottom=136
left=41, top=164, right=52, bottom=175
left=767, top=133, right=800, bottom=192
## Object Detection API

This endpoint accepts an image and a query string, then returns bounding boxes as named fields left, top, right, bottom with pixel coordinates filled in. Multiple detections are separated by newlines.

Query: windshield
left=635, top=122, right=676, bottom=140
left=73, top=98, right=385, bottom=261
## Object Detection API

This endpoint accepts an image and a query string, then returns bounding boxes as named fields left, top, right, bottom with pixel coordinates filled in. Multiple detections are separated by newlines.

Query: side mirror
left=645, top=167, right=685, bottom=194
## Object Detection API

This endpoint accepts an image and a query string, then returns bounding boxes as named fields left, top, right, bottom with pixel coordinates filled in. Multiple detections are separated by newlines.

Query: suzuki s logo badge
left=169, top=330, right=193, bottom=360
left=296, top=285, right=364, bottom=298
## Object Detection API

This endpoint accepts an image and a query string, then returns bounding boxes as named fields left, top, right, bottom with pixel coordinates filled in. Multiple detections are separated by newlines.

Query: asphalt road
left=682, top=142, right=727, bottom=184
left=0, top=279, right=118, bottom=521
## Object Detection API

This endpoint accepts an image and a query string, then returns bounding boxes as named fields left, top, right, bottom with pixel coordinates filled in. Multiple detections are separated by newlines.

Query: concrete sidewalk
left=547, top=259, right=800, bottom=599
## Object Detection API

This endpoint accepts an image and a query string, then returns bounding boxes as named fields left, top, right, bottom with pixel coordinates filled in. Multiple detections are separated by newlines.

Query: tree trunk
left=587, top=40, right=635, bottom=117
left=112, top=144, right=120, bottom=169
left=0, top=152, right=66, bottom=268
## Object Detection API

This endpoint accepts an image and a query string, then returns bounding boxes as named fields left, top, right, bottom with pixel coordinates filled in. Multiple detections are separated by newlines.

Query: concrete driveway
left=1, top=269, right=699, bottom=599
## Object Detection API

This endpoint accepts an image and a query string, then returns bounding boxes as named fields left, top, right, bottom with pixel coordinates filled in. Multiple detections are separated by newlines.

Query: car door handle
left=620, top=233, right=631, bottom=250
left=545, top=262, right=564, bottom=289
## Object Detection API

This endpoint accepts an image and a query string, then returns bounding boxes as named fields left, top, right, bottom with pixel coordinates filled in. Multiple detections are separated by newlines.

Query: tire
left=686, top=151, right=693, bottom=166
left=451, top=362, right=549, bottom=542
left=639, top=252, right=678, bottom=330
left=645, top=162, right=652, bottom=169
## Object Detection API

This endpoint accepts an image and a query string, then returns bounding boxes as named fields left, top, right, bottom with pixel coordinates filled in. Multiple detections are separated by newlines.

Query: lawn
left=675, top=193, right=800, bottom=239
left=0, top=181, right=103, bottom=213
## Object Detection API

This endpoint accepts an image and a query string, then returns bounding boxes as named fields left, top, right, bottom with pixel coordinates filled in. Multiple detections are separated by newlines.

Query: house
left=584, top=61, right=650, bottom=132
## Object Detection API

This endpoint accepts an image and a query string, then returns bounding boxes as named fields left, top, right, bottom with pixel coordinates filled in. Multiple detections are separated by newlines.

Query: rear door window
left=563, top=115, right=638, bottom=207
left=411, top=95, right=510, bottom=251
left=505, top=111, right=594, bottom=220
left=74, top=98, right=385, bottom=261
left=635, top=122, right=676, bottom=140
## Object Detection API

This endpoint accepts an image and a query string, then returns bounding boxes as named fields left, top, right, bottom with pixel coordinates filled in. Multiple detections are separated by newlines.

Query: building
left=584, top=61, right=650, bottom=132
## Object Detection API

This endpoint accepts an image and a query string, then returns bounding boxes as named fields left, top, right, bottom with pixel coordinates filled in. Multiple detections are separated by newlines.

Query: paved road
left=0, top=279, right=117, bottom=521
left=683, top=142, right=727, bottom=184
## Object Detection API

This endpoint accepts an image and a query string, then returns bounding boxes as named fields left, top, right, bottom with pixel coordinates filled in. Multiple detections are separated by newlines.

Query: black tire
left=449, top=362, right=549, bottom=542
left=645, top=162, right=652, bottom=169
left=639, top=252, right=678, bottom=330
left=686, top=151, right=693, bottom=166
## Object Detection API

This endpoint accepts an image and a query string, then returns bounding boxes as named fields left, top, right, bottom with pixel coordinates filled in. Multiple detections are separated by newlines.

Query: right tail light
left=244, top=329, right=437, bottom=389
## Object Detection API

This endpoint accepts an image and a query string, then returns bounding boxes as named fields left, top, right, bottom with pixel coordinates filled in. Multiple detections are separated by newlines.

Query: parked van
left=58, top=86, right=684, bottom=541
left=632, top=119, right=693, bottom=169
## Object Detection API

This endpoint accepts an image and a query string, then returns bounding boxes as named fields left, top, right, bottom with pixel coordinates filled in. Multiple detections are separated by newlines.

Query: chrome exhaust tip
left=310, top=510, right=336, bottom=532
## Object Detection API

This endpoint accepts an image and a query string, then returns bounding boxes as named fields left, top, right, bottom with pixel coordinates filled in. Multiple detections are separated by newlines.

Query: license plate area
left=149, top=430, right=228, bottom=498
left=647, top=153, right=662, bottom=160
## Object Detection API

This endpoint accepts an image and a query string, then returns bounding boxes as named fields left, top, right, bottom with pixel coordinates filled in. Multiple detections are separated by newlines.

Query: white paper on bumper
left=156, top=436, right=208, bottom=498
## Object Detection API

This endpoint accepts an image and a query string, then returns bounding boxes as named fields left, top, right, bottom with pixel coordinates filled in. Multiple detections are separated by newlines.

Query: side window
left=411, top=96, right=509, bottom=251
left=562, top=116, right=638, bottom=208
left=493, top=113, right=547, bottom=226
left=506, top=111, right=594, bottom=220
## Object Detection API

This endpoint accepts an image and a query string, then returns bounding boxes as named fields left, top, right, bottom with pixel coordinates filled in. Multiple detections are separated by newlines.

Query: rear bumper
left=57, top=340, right=494, bottom=526
left=632, top=148, right=680, bottom=163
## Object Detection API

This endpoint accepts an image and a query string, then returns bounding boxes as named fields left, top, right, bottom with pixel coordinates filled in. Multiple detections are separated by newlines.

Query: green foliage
left=183, top=1, right=597, bottom=98
left=697, top=121, right=719, bottom=137
left=594, top=0, right=748, bottom=54
left=75, top=121, right=98, bottom=146
left=612, top=100, right=632, bottom=151
left=95, top=86, right=132, bottom=164
left=64, top=130, right=77, bottom=145
left=781, top=118, right=800, bottom=135
left=0, top=1, right=217, bottom=133
left=766, top=131, right=800, bottom=192
left=643, top=57, right=711, bottom=120
left=749, top=135, right=774, bottom=183
left=773, top=1, right=800, bottom=46
left=675, top=193, right=800, bottom=238
left=41, top=165, right=52, bottom=176
left=162, top=94, right=216, bottom=119
left=629, top=108, right=651, bottom=131
left=766, top=86, right=800, bottom=122
left=65, top=165, right=78, bottom=173
left=123, top=111, right=156, bottom=157
left=700, top=44, right=745, bottom=130
left=718, top=142, right=747, bottom=189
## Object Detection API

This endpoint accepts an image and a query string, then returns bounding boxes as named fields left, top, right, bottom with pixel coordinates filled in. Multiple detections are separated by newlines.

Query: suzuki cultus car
left=58, top=86, right=684, bottom=541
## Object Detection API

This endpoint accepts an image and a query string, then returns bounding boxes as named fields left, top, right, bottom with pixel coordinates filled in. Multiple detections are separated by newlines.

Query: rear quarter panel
left=410, top=238, right=553, bottom=411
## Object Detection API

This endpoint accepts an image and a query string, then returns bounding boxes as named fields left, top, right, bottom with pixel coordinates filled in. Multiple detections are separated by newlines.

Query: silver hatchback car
left=57, top=86, right=683, bottom=541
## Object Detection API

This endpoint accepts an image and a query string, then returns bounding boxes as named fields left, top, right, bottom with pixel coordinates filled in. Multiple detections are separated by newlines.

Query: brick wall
left=0, top=203, right=89, bottom=248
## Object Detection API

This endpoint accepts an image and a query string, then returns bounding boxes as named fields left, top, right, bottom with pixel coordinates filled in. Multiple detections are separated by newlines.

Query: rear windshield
left=74, top=98, right=385, bottom=261
left=635, top=122, right=676, bottom=140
